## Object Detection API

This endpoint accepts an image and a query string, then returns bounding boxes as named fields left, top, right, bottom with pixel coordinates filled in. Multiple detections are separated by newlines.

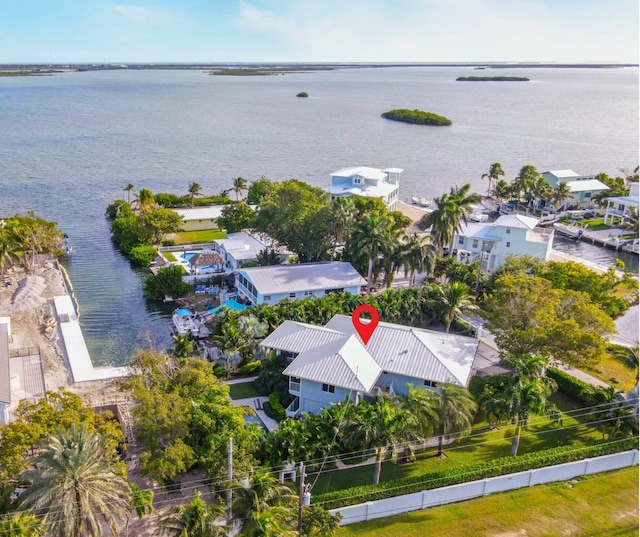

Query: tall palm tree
left=499, top=354, right=559, bottom=456
left=434, top=281, right=479, bottom=332
left=124, top=183, right=135, bottom=204
left=613, top=346, right=639, bottom=388
left=428, top=383, right=477, bottom=457
left=239, top=503, right=296, bottom=537
left=172, top=332, right=196, bottom=359
left=401, top=233, right=436, bottom=286
left=232, top=468, right=296, bottom=522
left=349, top=216, right=394, bottom=288
left=255, top=248, right=282, bottom=266
left=17, top=423, right=131, bottom=537
left=0, top=513, right=46, bottom=537
left=481, top=162, right=505, bottom=196
left=328, top=196, right=357, bottom=257
left=552, top=182, right=572, bottom=211
left=160, top=490, right=227, bottom=537
left=512, top=165, right=540, bottom=204
left=233, top=177, right=248, bottom=201
left=188, top=182, right=203, bottom=207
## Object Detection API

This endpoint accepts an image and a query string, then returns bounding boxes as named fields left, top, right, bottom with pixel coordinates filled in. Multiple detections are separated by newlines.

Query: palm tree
left=481, top=162, right=505, bottom=196
left=328, top=197, right=357, bottom=256
left=232, top=468, right=296, bottom=522
left=188, top=182, right=203, bottom=207
left=17, top=423, right=131, bottom=537
left=401, top=385, right=439, bottom=440
left=124, top=183, right=135, bottom=204
left=233, top=177, right=248, bottom=201
left=255, top=248, right=282, bottom=266
left=428, top=383, right=477, bottom=457
left=239, top=503, right=296, bottom=537
left=434, top=281, right=479, bottom=332
left=237, top=314, right=268, bottom=341
left=133, top=188, right=155, bottom=214
left=0, top=513, right=46, bottom=537
left=172, top=332, right=196, bottom=359
left=0, top=228, right=19, bottom=275
left=613, top=346, right=639, bottom=388
left=552, top=182, right=572, bottom=211
left=349, top=216, right=394, bottom=288
left=419, top=193, right=455, bottom=256
left=125, top=483, right=154, bottom=537
left=499, top=354, right=559, bottom=456
left=345, top=396, right=419, bottom=484
left=160, top=490, right=227, bottom=537
left=512, top=165, right=540, bottom=204
left=401, top=233, right=436, bottom=286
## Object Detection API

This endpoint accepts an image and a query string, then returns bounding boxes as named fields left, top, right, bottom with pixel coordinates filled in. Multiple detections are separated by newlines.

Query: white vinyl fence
left=330, top=450, right=639, bottom=525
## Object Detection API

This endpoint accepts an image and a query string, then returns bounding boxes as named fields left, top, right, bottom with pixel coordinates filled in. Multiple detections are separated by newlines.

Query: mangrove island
left=456, top=76, right=530, bottom=81
left=381, top=109, right=452, bottom=126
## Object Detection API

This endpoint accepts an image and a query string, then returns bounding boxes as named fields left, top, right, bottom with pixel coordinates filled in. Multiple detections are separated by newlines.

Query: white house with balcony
left=326, top=166, right=402, bottom=210
left=603, top=182, right=639, bottom=226
left=541, top=170, right=609, bottom=209
left=234, top=262, right=367, bottom=306
left=453, top=214, right=554, bottom=271
left=260, top=315, right=479, bottom=417
left=212, top=232, right=269, bottom=270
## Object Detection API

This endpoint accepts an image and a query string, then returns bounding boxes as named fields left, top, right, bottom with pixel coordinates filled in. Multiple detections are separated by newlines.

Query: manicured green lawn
left=228, top=381, right=260, bottom=400
left=172, top=230, right=227, bottom=244
left=336, top=467, right=639, bottom=537
left=309, top=394, right=601, bottom=495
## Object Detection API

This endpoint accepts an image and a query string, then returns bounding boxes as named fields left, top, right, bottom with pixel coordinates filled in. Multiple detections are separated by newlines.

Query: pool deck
left=53, top=296, right=129, bottom=383
left=232, top=396, right=280, bottom=431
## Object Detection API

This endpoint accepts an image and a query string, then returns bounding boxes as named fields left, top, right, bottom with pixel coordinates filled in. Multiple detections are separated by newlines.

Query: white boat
left=469, top=213, right=489, bottom=222
left=498, top=203, right=518, bottom=215
left=553, top=222, right=586, bottom=239
left=172, top=308, right=210, bottom=338
left=419, top=198, right=431, bottom=208
left=480, top=198, right=499, bottom=213
left=410, top=195, right=421, bottom=204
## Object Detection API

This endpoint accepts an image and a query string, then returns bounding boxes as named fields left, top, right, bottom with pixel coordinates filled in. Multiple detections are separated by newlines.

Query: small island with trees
left=456, top=76, right=530, bottom=81
left=296, top=91, right=309, bottom=97
left=381, top=108, right=452, bottom=126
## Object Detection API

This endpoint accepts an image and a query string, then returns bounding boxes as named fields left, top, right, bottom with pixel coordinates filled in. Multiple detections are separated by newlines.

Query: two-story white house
left=260, top=315, right=479, bottom=417
left=541, top=170, right=609, bottom=209
left=234, top=262, right=367, bottom=306
left=603, top=182, right=639, bottom=226
left=212, top=232, right=269, bottom=270
left=326, top=166, right=402, bottom=211
left=453, top=214, right=554, bottom=271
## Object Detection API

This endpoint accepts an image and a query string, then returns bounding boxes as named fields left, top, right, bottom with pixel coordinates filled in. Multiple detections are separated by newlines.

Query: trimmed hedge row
left=313, top=438, right=637, bottom=509
left=547, top=367, right=614, bottom=407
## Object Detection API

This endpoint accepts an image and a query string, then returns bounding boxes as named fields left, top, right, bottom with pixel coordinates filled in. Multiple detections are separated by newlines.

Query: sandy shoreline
left=0, top=259, right=123, bottom=411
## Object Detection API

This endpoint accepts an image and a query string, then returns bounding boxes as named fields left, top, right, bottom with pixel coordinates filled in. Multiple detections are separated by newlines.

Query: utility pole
left=297, top=461, right=305, bottom=537
left=227, top=437, right=233, bottom=521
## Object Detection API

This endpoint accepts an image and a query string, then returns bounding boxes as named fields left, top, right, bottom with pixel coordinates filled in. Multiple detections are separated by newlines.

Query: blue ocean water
left=0, top=66, right=637, bottom=366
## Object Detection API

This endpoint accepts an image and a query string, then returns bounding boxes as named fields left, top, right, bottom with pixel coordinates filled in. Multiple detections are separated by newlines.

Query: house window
left=458, top=237, right=464, bottom=245
left=353, top=177, right=362, bottom=184
left=289, top=292, right=296, bottom=298
left=506, top=242, right=511, bottom=248
left=304, top=291, right=313, bottom=296
left=424, top=380, right=437, bottom=388
left=472, top=239, right=479, bottom=249
left=322, top=384, right=335, bottom=393
left=506, top=227, right=511, bottom=234
left=584, top=192, right=591, bottom=199
left=263, top=295, right=271, bottom=301
left=290, top=377, right=301, bottom=392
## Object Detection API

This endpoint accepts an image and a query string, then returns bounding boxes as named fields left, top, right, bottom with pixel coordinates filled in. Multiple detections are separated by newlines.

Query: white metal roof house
left=541, top=170, right=609, bottom=209
left=604, top=182, right=639, bottom=226
left=171, top=206, right=226, bottom=232
left=234, top=262, right=367, bottom=306
left=261, top=315, right=479, bottom=417
left=326, top=166, right=402, bottom=211
left=453, top=214, right=554, bottom=271
left=213, top=232, right=269, bottom=270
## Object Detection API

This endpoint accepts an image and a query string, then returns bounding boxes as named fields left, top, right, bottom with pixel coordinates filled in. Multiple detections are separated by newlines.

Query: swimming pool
left=244, top=412, right=269, bottom=434
left=174, top=251, right=220, bottom=271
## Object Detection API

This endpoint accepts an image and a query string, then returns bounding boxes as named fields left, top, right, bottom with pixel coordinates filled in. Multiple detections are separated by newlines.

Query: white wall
left=330, top=449, right=639, bottom=525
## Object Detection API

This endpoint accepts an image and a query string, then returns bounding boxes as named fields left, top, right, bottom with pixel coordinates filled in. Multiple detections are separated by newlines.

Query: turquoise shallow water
left=0, top=66, right=637, bottom=366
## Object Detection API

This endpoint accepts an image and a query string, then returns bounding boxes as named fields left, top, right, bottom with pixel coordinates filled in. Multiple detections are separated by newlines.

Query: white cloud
left=113, top=5, right=175, bottom=24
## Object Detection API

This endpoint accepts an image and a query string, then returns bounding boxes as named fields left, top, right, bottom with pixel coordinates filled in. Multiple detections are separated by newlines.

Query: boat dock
left=53, top=295, right=128, bottom=382
left=574, top=227, right=638, bottom=254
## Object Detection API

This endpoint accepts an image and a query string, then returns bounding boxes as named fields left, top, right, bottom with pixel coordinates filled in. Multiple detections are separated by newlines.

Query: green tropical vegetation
left=160, top=490, right=227, bottom=537
left=297, top=91, right=309, bottom=97
left=381, top=109, right=452, bottom=126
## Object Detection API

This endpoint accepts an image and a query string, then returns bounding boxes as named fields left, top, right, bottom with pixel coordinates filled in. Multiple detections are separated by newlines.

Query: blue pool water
left=175, top=308, right=191, bottom=316
left=244, top=413, right=269, bottom=434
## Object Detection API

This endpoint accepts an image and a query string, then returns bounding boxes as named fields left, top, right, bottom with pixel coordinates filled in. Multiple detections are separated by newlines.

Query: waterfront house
left=326, top=166, right=402, bottom=211
left=171, top=206, right=226, bottom=232
left=213, top=231, right=271, bottom=270
left=603, top=182, right=639, bottom=226
left=234, top=262, right=367, bottom=306
left=261, top=315, right=479, bottom=417
left=541, top=170, right=609, bottom=209
left=453, top=214, right=554, bottom=271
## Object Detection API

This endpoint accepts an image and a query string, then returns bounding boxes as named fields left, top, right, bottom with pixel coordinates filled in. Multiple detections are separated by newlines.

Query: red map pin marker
left=351, top=304, right=379, bottom=345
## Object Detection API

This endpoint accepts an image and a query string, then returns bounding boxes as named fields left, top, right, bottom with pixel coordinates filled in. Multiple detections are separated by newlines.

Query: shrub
left=213, top=365, right=226, bottom=378
left=547, top=367, right=615, bottom=407
left=264, top=392, right=286, bottom=422
left=128, top=245, right=158, bottom=267
left=143, top=265, right=191, bottom=301
left=238, top=361, right=262, bottom=376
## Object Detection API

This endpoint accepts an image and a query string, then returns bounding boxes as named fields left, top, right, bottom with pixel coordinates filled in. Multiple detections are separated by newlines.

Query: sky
left=1, top=0, right=638, bottom=64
